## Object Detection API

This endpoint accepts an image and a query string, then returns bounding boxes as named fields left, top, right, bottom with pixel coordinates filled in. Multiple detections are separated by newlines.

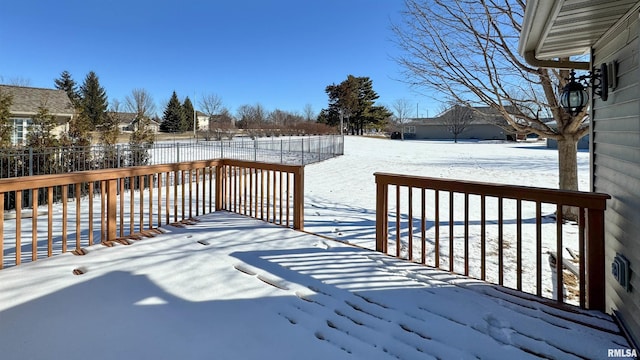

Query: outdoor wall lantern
left=560, top=63, right=609, bottom=116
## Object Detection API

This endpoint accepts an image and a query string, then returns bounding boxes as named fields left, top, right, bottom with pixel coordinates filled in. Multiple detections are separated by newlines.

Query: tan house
left=520, top=0, right=640, bottom=347
left=0, top=85, right=74, bottom=145
left=114, top=112, right=160, bottom=133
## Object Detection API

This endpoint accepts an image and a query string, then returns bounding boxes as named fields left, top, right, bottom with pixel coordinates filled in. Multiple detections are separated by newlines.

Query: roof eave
left=518, top=0, right=590, bottom=69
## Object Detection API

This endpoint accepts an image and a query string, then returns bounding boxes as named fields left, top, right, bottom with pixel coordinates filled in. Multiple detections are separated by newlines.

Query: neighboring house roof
left=111, top=112, right=137, bottom=127
left=0, top=85, right=74, bottom=117
left=131, top=117, right=160, bottom=127
left=114, top=112, right=160, bottom=130
left=406, top=106, right=511, bottom=126
left=519, top=0, right=639, bottom=60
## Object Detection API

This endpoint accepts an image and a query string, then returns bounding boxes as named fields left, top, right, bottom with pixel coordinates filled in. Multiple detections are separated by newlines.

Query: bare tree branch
left=393, top=0, right=589, bottom=196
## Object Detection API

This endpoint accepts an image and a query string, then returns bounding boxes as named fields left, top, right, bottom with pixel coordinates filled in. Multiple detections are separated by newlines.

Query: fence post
left=293, top=166, right=304, bottom=230
left=301, top=138, right=304, bottom=165
left=375, top=173, right=388, bottom=253
left=176, top=143, right=180, bottom=163
left=586, top=207, right=606, bottom=311
left=106, top=179, right=117, bottom=241
left=254, top=140, right=257, bottom=161
left=29, top=148, right=33, bottom=176
left=117, top=145, right=121, bottom=168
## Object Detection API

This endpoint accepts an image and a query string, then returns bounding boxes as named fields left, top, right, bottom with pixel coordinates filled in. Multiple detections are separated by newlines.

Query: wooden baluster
left=449, top=191, right=454, bottom=272
left=536, top=201, right=542, bottom=297
left=32, top=188, right=38, bottom=261
left=435, top=190, right=440, bottom=268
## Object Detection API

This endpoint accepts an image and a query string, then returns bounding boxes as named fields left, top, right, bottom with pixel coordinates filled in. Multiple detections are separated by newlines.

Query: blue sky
left=0, top=0, right=439, bottom=118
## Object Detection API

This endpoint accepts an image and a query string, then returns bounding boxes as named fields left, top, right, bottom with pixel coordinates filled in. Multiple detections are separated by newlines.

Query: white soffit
left=520, top=0, right=639, bottom=59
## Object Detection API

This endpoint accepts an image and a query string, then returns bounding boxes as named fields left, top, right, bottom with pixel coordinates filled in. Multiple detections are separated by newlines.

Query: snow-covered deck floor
left=0, top=212, right=629, bottom=359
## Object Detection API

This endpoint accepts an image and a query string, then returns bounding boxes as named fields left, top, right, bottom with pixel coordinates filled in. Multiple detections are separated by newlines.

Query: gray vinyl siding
left=592, top=11, right=640, bottom=344
left=413, top=124, right=506, bottom=140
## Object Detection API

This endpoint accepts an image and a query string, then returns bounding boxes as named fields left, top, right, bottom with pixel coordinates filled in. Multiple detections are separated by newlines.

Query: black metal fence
left=0, top=135, right=344, bottom=179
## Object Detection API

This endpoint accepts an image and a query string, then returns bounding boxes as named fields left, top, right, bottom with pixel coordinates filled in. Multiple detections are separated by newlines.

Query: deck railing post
left=293, top=166, right=304, bottom=230
left=586, top=207, right=606, bottom=311
left=375, top=174, right=388, bottom=253
left=106, top=179, right=117, bottom=241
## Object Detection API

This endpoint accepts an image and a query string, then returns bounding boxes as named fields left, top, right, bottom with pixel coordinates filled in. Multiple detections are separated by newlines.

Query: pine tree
left=58, top=109, right=94, bottom=173
left=79, top=71, right=108, bottom=131
left=129, top=116, right=155, bottom=166
left=54, top=70, right=80, bottom=106
left=182, top=96, right=195, bottom=132
left=101, top=110, right=121, bottom=146
left=160, top=91, right=185, bottom=133
left=27, top=104, right=59, bottom=149
left=0, top=89, right=14, bottom=148
left=322, top=75, right=388, bottom=134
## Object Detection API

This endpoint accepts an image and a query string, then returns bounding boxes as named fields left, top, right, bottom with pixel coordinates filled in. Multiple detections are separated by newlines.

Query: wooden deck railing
left=0, top=159, right=304, bottom=269
left=375, top=172, right=610, bottom=311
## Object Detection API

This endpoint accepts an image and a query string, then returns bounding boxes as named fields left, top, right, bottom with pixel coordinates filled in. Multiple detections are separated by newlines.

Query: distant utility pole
left=416, top=103, right=419, bottom=118
left=193, top=92, right=197, bottom=139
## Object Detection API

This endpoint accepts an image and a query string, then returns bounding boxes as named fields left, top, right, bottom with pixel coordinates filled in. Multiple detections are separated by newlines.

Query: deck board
left=0, top=212, right=630, bottom=359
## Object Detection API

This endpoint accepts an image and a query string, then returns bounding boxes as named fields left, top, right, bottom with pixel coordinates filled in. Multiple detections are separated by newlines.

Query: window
left=404, top=125, right=416, bottom=134
left=10, top=118, right=32, bottom=145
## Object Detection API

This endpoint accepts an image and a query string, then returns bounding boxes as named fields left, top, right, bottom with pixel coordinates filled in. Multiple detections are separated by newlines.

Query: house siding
left=592, top=10, right=640, bottom=344
left=409, top=123, right=507, bottom=140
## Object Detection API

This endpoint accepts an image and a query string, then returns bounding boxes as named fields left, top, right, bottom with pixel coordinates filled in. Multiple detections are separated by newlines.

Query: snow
left=0, top=136, right=631, bottom=359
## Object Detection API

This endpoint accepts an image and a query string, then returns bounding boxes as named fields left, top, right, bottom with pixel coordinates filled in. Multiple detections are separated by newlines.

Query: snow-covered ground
left=304, top=136, right=589, bottom=244
left=1, top=136, right=631, bottom=359
left=303, top=137, right=591, bottom=301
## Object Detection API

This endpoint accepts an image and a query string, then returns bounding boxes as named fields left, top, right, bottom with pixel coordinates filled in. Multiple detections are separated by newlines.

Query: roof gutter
left=523, top=50, right=590, bottom=70
left=518, top=0, right=590, bottom=70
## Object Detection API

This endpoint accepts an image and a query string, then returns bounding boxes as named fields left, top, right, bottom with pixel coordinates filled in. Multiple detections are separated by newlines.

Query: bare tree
left=440, top=104, right=473, bottom=143
left=392, top=98, right=413, bottom=140
left=303, top=103, right=315, bottom=122
left=125, top=88, right=156, bottom=120
left=268, top=109, right=288, bottom=126
left=393, top=0, right=588, bottom=202
left=1, top=76, right=31, bottom=87
left=198, top=93, right=224, bottom=129
left=236, top=103, right=266, bottom=129
left=127, top=91, right=156, bottom=166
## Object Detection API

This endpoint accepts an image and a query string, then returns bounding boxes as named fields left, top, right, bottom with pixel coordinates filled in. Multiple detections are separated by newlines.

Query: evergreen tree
left=0, top=89, right=14, bottom=147
left=182, top=96, right=195, bottom=132
left=79, top=71, right=108, bottom=131
left=58, top=109, right=94, bottom=173
left=322, top=75, right=387, bottom=135
left=129, top=116, right=155, bottom=166
left=160, top=91, right=185, bottom=133
left=26, top=105, right=59, bottom=176
left=101, top=101, right=122, bottom=147
left=54, top=70, right=80, bottom=106
left=27, top=104, right=59, bottom=148
left=59, top=110, right=92, bottom=147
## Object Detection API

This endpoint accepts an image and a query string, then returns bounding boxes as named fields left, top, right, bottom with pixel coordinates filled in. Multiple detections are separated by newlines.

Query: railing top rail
left=221, top=159, right=304, bottom=174
left=374, top=172, right=610, bottom=210
left=0, top=159, right=306, bottom=193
